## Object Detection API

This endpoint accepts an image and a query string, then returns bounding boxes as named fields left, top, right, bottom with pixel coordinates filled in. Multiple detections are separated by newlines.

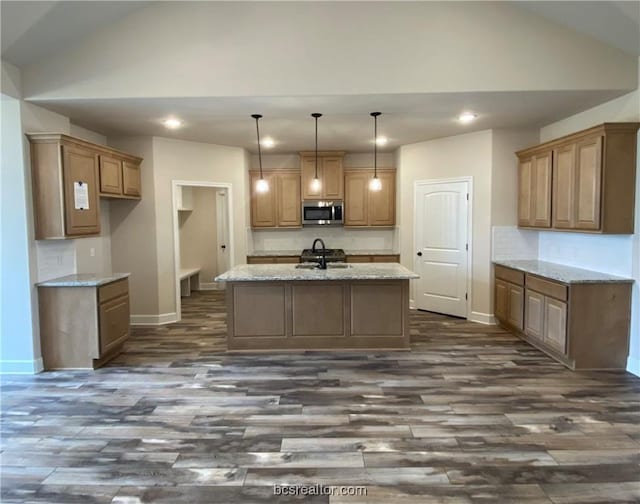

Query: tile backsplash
left=491, top=226, right=538, bottom=261
left=249, top=227, right=398, bottom=252
left=36, top=240, right=76, bottom=282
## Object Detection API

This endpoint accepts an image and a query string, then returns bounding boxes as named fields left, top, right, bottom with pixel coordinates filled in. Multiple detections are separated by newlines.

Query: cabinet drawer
left=526, top=275, right=568, bottom=301
left=274, top=256, right=300, bottom=264
left=346, top=255, right=372, bottom=263
left=247, top=257, right=276, bottom=264
left=371, top=255, right=400, bottom=263
left=495, top=265, right=524, bottom=286
left=99, top=294, right=130, bottom=355
left=98, top=279, right=129, bottom=303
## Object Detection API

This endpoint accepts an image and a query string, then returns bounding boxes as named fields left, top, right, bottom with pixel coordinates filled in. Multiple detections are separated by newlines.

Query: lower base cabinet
left=38, top=278, right=130, bottom=369
left=496, top=265, right=631, bottom=370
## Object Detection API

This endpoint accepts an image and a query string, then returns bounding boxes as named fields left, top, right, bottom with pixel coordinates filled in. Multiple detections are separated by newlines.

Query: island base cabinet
left=38, top=279, right=130, bottom=369
left=226, top=280, right=410, bottom=351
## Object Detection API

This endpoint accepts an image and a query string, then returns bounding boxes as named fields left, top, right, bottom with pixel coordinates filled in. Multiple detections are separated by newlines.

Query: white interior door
left=216, top=189, right=230, bottom=275
left=415, top=180, right=469, bottom=317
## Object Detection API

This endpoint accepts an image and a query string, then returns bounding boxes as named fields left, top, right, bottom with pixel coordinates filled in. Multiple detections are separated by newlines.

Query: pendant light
left=251, top=114, right=269, bottom=193
left=310, top=113, right=322, bottom=193
left=369, top=112, right=382, bottom=191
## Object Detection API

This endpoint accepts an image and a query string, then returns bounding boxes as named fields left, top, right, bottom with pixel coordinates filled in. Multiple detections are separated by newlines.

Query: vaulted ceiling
left=2, top=1, right=638, bottom=152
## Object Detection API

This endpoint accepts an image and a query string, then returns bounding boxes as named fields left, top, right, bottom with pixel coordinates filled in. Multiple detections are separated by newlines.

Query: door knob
left=417, top=252, right=422, bottom=256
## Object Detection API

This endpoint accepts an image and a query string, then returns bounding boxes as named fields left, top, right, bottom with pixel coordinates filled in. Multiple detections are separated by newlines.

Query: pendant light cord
left=311, top=113, right=322, bottom=179
left=371, top=112, right=381, bottom=178
left=252, top=114, right=264, bottom=179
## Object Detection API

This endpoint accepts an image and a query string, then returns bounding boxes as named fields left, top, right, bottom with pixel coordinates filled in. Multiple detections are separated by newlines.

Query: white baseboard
left=469, top=311, right=497, bottom=325
left=130, top=312, right=178, bottom=326
left=0, top=358, right=44, bottom=374
left=627, top=357, right=640, bottom=377
left=199, top=282, right=222, bottom=291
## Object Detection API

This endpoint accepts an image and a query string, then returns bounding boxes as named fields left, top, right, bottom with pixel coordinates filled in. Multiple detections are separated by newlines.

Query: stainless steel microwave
left=302, top=200, right=344, bottom=226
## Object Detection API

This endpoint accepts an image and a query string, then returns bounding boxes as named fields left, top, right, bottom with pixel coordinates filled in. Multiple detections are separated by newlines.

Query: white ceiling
left=37, top=90, right=625, bottom=153
left=1, top=1, right=150, bottom=67
left=2, top=1, right=638, bottom=152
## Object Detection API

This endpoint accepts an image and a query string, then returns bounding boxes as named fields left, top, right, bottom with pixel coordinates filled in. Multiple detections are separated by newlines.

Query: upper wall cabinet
left=250, top=170, right=301, bottom=228
left=27, top=133, right=143, bottom=240
left=517, top=123, right=639, bottom=234
left=300, top=152, right=344, bottom=200
left=344, top=169, right=396, bottom=227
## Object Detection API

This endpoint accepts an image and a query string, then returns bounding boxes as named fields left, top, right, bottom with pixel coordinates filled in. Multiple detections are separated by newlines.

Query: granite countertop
left=494, top=260, right=633, bottom=284
left=37, top=273, right=130, bottom=287
left=216, top=263, right=419, bottom=282
left=247, top=249, right=399, bottom=257
left=247, top=250, right=301, bottom=257
left=345, top=249, right=399, bottom=256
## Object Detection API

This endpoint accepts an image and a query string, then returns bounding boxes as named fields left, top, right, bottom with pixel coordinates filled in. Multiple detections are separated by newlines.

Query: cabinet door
left=122, top=161, right=141, bottom=197
left=532, top=152, right=552, bottom=227
left=99, top=155, right=123, bottom=195
left=322, top=157, right=344, bottom=200
left=99, top=295, right=130, bottom=356
left=62, top=145, right=100, bottom=236
left=518, top=158, right=533, bottom=226
left=544, top=297, right=567, bottom=353
left=250, top=173, right=277, bottom=227
left=524, top=289, right=545, bottom=342
left=276, top=173, right=301, bottom=227
left=575, top=136, right=602, bottom=230
left=301, top=156, right=323, bottom=200
left=344, top=172, right=369, bottom=226
left=552, top=144, right=576, bottom=229
left=507, top=284, right=524, bottom=331
left=368, top=171, right=395, bottom=226
left=494, top=279, right=509, bottom=323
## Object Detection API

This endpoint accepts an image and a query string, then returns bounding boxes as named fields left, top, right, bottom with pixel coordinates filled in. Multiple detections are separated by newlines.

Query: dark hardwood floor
left=2, top=290, right=639, bottom=503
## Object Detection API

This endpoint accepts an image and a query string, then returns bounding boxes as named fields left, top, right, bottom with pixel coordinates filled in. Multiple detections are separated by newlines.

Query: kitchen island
left=215, top=263, right=419, bottom=351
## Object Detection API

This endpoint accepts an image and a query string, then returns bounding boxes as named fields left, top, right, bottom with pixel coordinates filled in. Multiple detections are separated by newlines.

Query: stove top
left=300, top=248, right=346, bottom=263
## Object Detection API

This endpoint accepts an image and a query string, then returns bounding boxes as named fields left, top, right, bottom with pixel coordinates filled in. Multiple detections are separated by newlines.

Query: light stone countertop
left=247, top=249, right=399, bottom=257
left=216, top=263, right=418, bottom=282
left=494, top=260, right=633, bottom=284
left=36, top=273, right=130, bottom=287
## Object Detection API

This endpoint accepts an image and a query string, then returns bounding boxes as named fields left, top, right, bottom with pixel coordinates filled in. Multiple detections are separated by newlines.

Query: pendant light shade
left=369, top=112, right=382, bottom=191
left=252, top=114, right=269, bottom=193
left=311, top=113, right=322, bottom=192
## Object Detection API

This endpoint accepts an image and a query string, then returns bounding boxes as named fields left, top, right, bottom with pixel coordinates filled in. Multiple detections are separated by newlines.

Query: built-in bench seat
left=179, top=268, right=201, bottom=297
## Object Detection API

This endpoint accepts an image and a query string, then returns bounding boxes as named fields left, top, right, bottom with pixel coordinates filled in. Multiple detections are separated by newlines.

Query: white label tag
left=74, top=182, right=89, bottom=210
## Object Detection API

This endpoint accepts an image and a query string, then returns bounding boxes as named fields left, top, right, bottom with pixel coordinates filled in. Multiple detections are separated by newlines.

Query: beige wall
left=179, top=187, right=218, bottom=285
left=397, top=130, right=494, bottom=320
left=152, top=137, right=247, bottom=316
left=108, top=136, right=160, bottom=317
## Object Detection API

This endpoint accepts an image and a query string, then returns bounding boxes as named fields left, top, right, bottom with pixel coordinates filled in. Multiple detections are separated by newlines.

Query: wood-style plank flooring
left=2, top=290, right=639, bottom=503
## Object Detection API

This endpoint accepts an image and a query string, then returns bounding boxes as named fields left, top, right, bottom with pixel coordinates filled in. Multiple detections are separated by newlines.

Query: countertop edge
left=493, top=260, right=633, bottom=284
left=36, top=273, right=131, bottom=288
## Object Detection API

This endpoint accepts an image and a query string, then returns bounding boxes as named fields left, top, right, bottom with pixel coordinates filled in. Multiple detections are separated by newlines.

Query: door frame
left=171, top=180, right=235, bottom=322
left=413, top=176, right=473, bottom=319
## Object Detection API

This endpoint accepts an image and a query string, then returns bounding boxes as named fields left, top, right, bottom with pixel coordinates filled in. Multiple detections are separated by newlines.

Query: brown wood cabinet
left=38, top=278, right=130, bottom=369
left=27, top=134, right=143, bottom=239
left=300, top=152, right=345, bottom=200
left=346, top=254, right=400, bottom=263
left=250, top=170, right=301, bottom=228
left=517, top=123, right=639, bottom=234
left=344, top=169, right=396, bottom=227
left=246, top=256, right=300, bottom=264
left=494, top=264, right=632, bottom=370
left=518, top=152, right=551, bottom=228
left=494, top=266, right=524, bottom=332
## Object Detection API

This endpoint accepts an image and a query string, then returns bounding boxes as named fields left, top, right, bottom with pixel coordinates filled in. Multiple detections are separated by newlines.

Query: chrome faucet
left=311, top=238, right=327, bottom=270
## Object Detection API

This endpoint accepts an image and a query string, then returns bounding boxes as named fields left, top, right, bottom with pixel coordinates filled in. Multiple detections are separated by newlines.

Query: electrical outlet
left=90, top=248, right=96, bottom=257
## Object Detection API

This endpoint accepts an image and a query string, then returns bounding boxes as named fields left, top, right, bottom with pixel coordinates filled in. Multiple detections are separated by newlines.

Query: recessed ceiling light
left=375, top=136, right=388, bottom=146
left=162, top=117, right=183, bottom=129
left=458, top=112, right=477, bottom=124
left=261, top=137, right=275, bottom=148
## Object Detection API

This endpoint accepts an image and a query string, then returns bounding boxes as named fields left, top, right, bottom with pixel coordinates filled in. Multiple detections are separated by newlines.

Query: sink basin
left=295, top=263, right=352, bottom=270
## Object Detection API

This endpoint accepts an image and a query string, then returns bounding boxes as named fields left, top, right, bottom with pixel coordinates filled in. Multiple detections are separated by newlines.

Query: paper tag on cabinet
left=74, top=181, right=89, bottom=210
